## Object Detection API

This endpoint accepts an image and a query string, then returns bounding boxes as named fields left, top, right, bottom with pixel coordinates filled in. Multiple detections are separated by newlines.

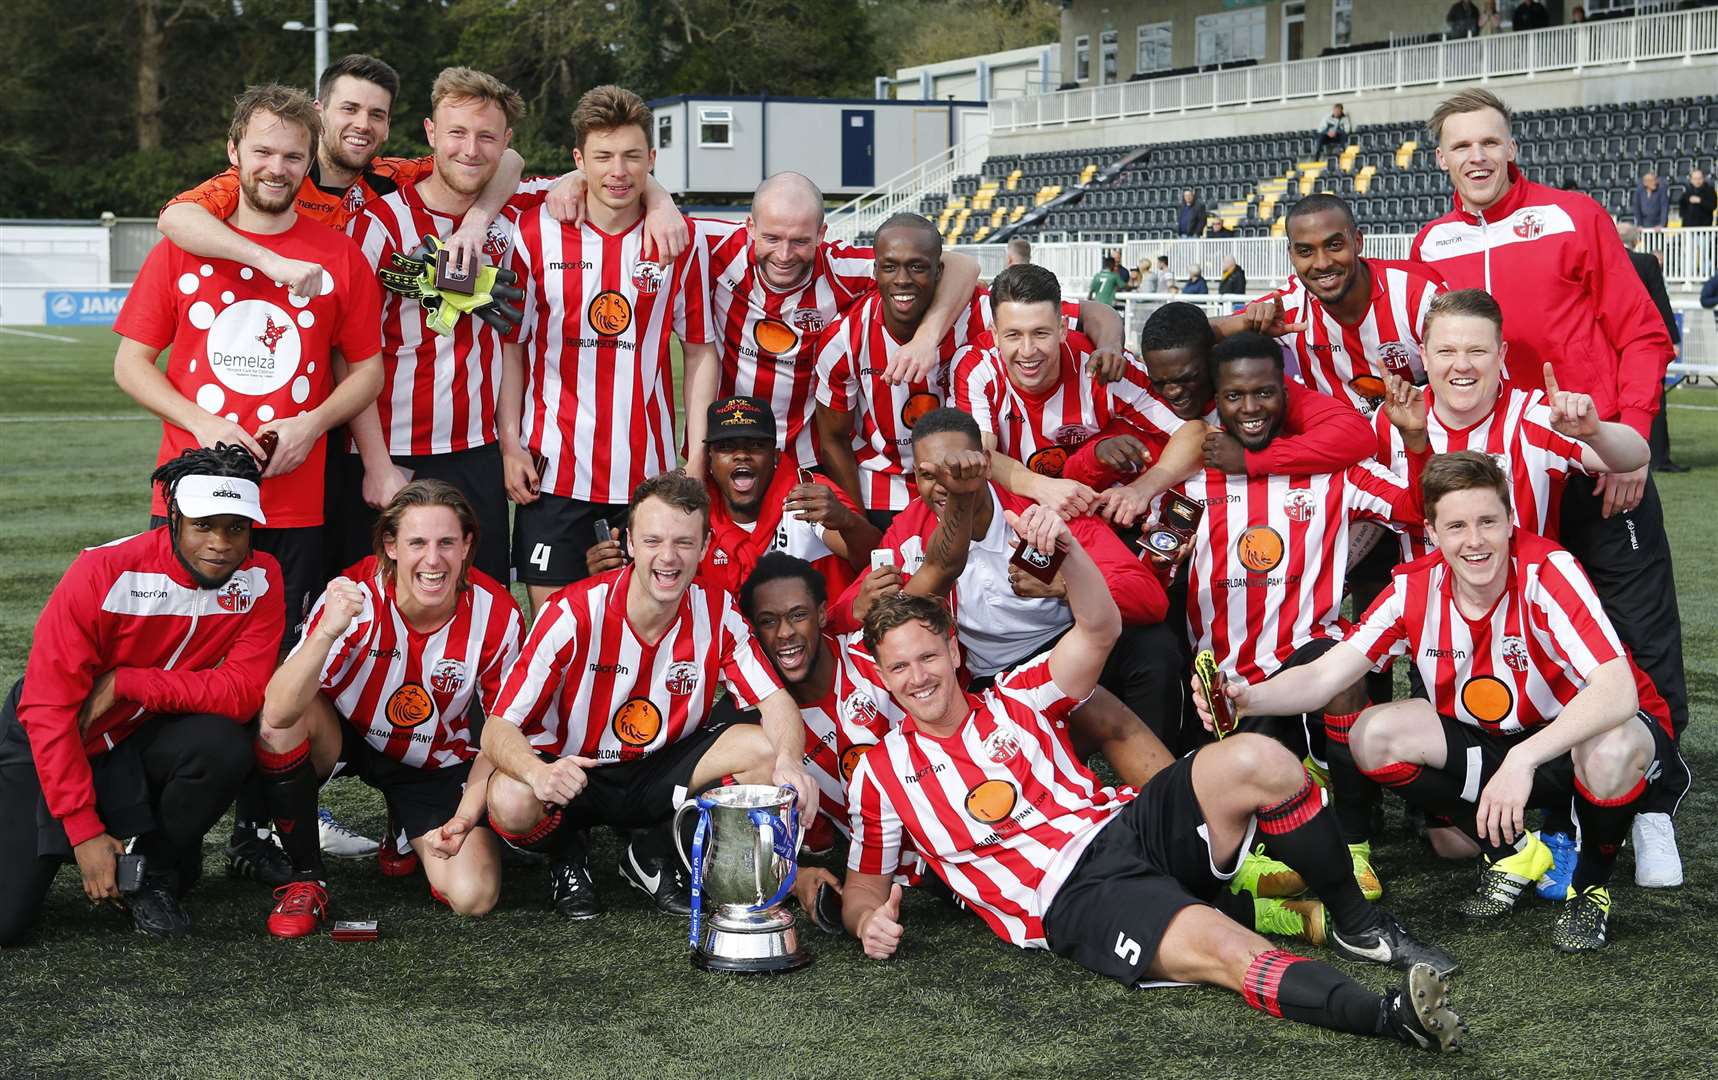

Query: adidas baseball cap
left=174, top=474, right=267, bottom=525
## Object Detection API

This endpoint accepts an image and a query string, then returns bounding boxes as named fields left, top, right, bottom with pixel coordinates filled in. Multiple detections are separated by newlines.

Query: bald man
left=698, top=172, right=981, bottom=466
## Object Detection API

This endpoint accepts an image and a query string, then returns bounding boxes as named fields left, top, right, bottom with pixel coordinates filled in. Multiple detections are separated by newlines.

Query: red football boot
left=267, top=880, right=331, bottom=939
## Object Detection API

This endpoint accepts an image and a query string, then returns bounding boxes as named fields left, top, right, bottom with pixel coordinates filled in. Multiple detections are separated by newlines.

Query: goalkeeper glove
left=377, top=234, right=525, bottom=337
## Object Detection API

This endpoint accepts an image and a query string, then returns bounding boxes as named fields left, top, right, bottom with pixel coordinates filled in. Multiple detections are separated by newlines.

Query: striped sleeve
left=477, top=595, right=525, bottom=714
left=718, top=601, right=785, bottom=709
left=296, top=588, right=373, bottom=688
left=1347, top=575, right=1411, bottom=667
left=1529, top=549, right=1624, bottom=678
left=814, top=321, right=858, bottom=411
left=952, top=345, right=1002, bottom=435
left=1519, top=395, right=1589, bottom=474
left=493, top=597, right=583, bottom=732
left=1345, top=459, right=1417, bottom=525
left=674, top=216, right=714, bottom=345
left=994, top=651, right=1083, bottom=721
left=825, top=242, right=877, bottom=301
left=846, top=748, right=903, bottom=877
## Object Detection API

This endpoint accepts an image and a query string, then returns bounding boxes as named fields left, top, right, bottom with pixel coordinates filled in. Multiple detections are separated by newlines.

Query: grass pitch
left=0, top=326, right=1713, bottom=1078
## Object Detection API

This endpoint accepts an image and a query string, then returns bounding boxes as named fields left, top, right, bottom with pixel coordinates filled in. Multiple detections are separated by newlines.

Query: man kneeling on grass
left=840, top=504, right=1466, bottom=1052
left=255, top=481, right=524, bottom=936
left=1198, top=451, right=1686, bottom=952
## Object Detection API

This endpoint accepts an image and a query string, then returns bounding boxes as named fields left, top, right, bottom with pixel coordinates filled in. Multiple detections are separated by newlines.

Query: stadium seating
left=909, top=96, right=1717, bottom=246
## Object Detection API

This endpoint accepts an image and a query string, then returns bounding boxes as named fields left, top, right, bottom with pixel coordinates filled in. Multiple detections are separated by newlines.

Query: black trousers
left=1648, top=387, right=1674, bottom=467
left=1558, top=471, right=1689, bottom=816
left=324, top=444, right=511, bottom=587
left=0, top=679, right=252, bottom=946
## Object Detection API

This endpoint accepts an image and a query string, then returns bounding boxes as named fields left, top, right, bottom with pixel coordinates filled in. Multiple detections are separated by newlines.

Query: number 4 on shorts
left=1114, top=931, right=1141, bottom=967
left=530, top=543, right=552, bottom=573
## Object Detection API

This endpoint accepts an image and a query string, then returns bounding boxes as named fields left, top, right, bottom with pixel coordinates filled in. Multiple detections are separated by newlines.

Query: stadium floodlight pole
left=282, top=0, right=358, bottom=88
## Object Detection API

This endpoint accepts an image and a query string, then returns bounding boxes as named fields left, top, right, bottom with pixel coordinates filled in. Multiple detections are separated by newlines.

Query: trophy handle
left=673, top=798, right=701, bottom=874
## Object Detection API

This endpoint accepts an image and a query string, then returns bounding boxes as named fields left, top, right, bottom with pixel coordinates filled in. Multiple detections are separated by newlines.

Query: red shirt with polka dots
left=116, top=216, right=382, bottom=527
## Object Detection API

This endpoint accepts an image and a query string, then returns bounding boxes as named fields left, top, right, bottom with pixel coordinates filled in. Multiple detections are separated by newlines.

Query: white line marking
left=0, top=327, right=79, bottom=343
left=1668, top=402, right=1718, bottom=412
left=0, top=414, right=150, bottom=424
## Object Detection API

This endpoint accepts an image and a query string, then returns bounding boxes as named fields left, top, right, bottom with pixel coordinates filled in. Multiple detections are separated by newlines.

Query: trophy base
left=690, top=919, right=813, bottom=975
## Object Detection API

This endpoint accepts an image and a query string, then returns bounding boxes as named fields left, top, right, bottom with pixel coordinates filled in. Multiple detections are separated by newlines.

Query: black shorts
left=325, top=444, right=511, bottom=588
left=150, top=516, right=322, bottom=651
left=1043, top=754, right=1252, bottom=986
left=1432, top=710, right=1688, bottom=811
left=1235, top=637, right=1341, bottom=762
left=326, top=721, right=472, bottom=843
left=512, top=493, right=628, bottom=587
left=549, top=712, right=760, bottom=834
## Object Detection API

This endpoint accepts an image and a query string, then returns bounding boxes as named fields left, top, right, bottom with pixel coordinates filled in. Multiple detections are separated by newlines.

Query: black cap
left=705, top=396, right=777, bottom=444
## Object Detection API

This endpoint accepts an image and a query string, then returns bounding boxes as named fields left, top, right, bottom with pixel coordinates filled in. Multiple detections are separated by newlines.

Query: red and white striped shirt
left=1348, top=533, right=1671, bottom=736
left=814, top=291, right=991, bottom=510
left=492, top=565, right=781, bottom=762
left=952, top=333, right=1158, bottom=477
left=300, top=557, right=522, bottom=770
left=507, top=210, right=712, bottom=502
left=1174, top=461, right=1417, bottom=686
left=701, top=219, right=876, bottom=466
left=1263, top=259, right=1443, bottom=417
left=797, top=634, right=903, bottom=835
left=847, top=652, right=1130, bottom=949
left=348, top=178, right=554, bottom=456
left=1376, top=386, right=1585, bottom=559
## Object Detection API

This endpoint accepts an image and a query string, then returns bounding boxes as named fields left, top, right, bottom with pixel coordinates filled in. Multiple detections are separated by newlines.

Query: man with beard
left=1216, top=194, right=1445, bottom=421
left=159, top=54, right=525, bottom=298
left=342, top=68, right=551, bottom=589
left=1409, top=89, right=1686, bottom=885
left=0, top=446, right=281, bottom=943
left=842, top=541, right=1462, bottom=1050
left=814, top=214, right=991, bottom=530
left=587, top=397, right=880, bottom=599
left=115, top=85, right=386, bottom=880
left=1147, top=333, right=1429, bottom=899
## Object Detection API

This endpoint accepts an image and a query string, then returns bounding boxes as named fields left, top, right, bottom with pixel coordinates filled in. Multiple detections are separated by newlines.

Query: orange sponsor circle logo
left=1236, top=525, right=1285, bottom=573
left=839, top=744, right=870, bottom=781
left=901, top=391, right=940, bottom=429
left=612, top=696, right=664, bottom=747
left=753, top=318, right=798, bottom=354
left=1460, top=675, right=1514, bottom=729
left=588, top=290, right=633, bottom=336
left=964, top=778, right=1019, bottom=824
left=385, top=683, right=435, bottom=729
left=1348, top=374, right=1387, bottom=402
left=1027, top=446, right=1069, bottom=477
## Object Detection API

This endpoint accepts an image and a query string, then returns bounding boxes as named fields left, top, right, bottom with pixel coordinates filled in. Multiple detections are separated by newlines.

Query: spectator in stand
left=1144, top=255, right=1173, bottom=293
left=1680, top=168, right=1715, bottom=228
left=1618, top=223, right=1688, bottom=474
left=1177, top=190, right=1208, bottom=237
left=1005, top=237, right=1032, bottom=267
left=1703, top=267, right=1718, bottom=329
left=1479, top=0, right=1502, bottom=35
left=1631, top=172, right=1669, bottom=228
left=1316, top=104, right=1350, bottom=155
left=1182, top=265, right=1209, bottom=295
left=1446, top=0, right=1480, bottom=38
left=1511, top=0, right=1550, bottom=31
left=1570, top=5, right=1587, bottom=23
left=1218, top=256, right=1247, bottom=296
left=1088, top=256, right=1127, bottom=310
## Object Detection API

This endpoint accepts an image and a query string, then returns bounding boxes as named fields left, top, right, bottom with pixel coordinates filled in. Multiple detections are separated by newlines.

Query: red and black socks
left=1241, top=949, right=1385, bottom=1034
left=1256, top=770, right=1376, bottom=934
left=1572, top=774, right=1647, bottom=890
left=254, top=740, right=324, bottom=882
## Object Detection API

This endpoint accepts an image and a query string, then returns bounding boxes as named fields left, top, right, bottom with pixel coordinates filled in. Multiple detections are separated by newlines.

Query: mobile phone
left=115, top=853, right=147, bottom=895
left=869, top=549, right=894, bottom=573
left=331, top=919, right=380, bottom=942
left=594, top=519, right=613, bottom=544
left=1010, top=536, right=1067, bottom=585
left=1194, top=650, right=1236, bottom=739
left=254, top=429, right=280, bottom=469
left=813, top=882, right=844, bottom=935
left=1142, top=492, right=1204, bottom=564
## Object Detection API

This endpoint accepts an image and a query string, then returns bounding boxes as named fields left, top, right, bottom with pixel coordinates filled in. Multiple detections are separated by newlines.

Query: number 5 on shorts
left=530, top=542, right=552, bottom=573
left=1114, top=931, right=1141, bottom=967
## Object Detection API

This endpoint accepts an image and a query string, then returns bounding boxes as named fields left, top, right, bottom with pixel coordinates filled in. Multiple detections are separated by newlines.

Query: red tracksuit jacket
left=1410, top=164, right=1674, bottom=441
left=18, top=529, right=284, bottom=846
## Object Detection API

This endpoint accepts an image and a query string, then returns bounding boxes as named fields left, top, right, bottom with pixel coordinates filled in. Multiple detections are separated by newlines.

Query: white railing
left=827, top=131, right=991, bottom=245
left=994, top=8, right=1718, bottom=133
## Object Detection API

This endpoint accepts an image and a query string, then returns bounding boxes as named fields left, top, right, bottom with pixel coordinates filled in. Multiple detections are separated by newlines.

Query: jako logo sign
left=45, top=290, right=127, bottom=326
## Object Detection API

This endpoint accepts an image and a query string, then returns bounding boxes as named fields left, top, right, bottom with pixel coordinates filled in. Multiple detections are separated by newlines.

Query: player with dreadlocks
left=0, top=445, right=283, bottom=944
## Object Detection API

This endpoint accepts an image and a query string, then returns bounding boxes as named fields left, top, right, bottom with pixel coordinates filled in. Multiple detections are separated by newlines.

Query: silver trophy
left=674, top=784, right=812, bottom=974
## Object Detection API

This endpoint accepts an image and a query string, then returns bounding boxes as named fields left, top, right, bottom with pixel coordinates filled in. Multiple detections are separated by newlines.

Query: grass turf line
left=0, top=327, right=1713, bottom=1077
